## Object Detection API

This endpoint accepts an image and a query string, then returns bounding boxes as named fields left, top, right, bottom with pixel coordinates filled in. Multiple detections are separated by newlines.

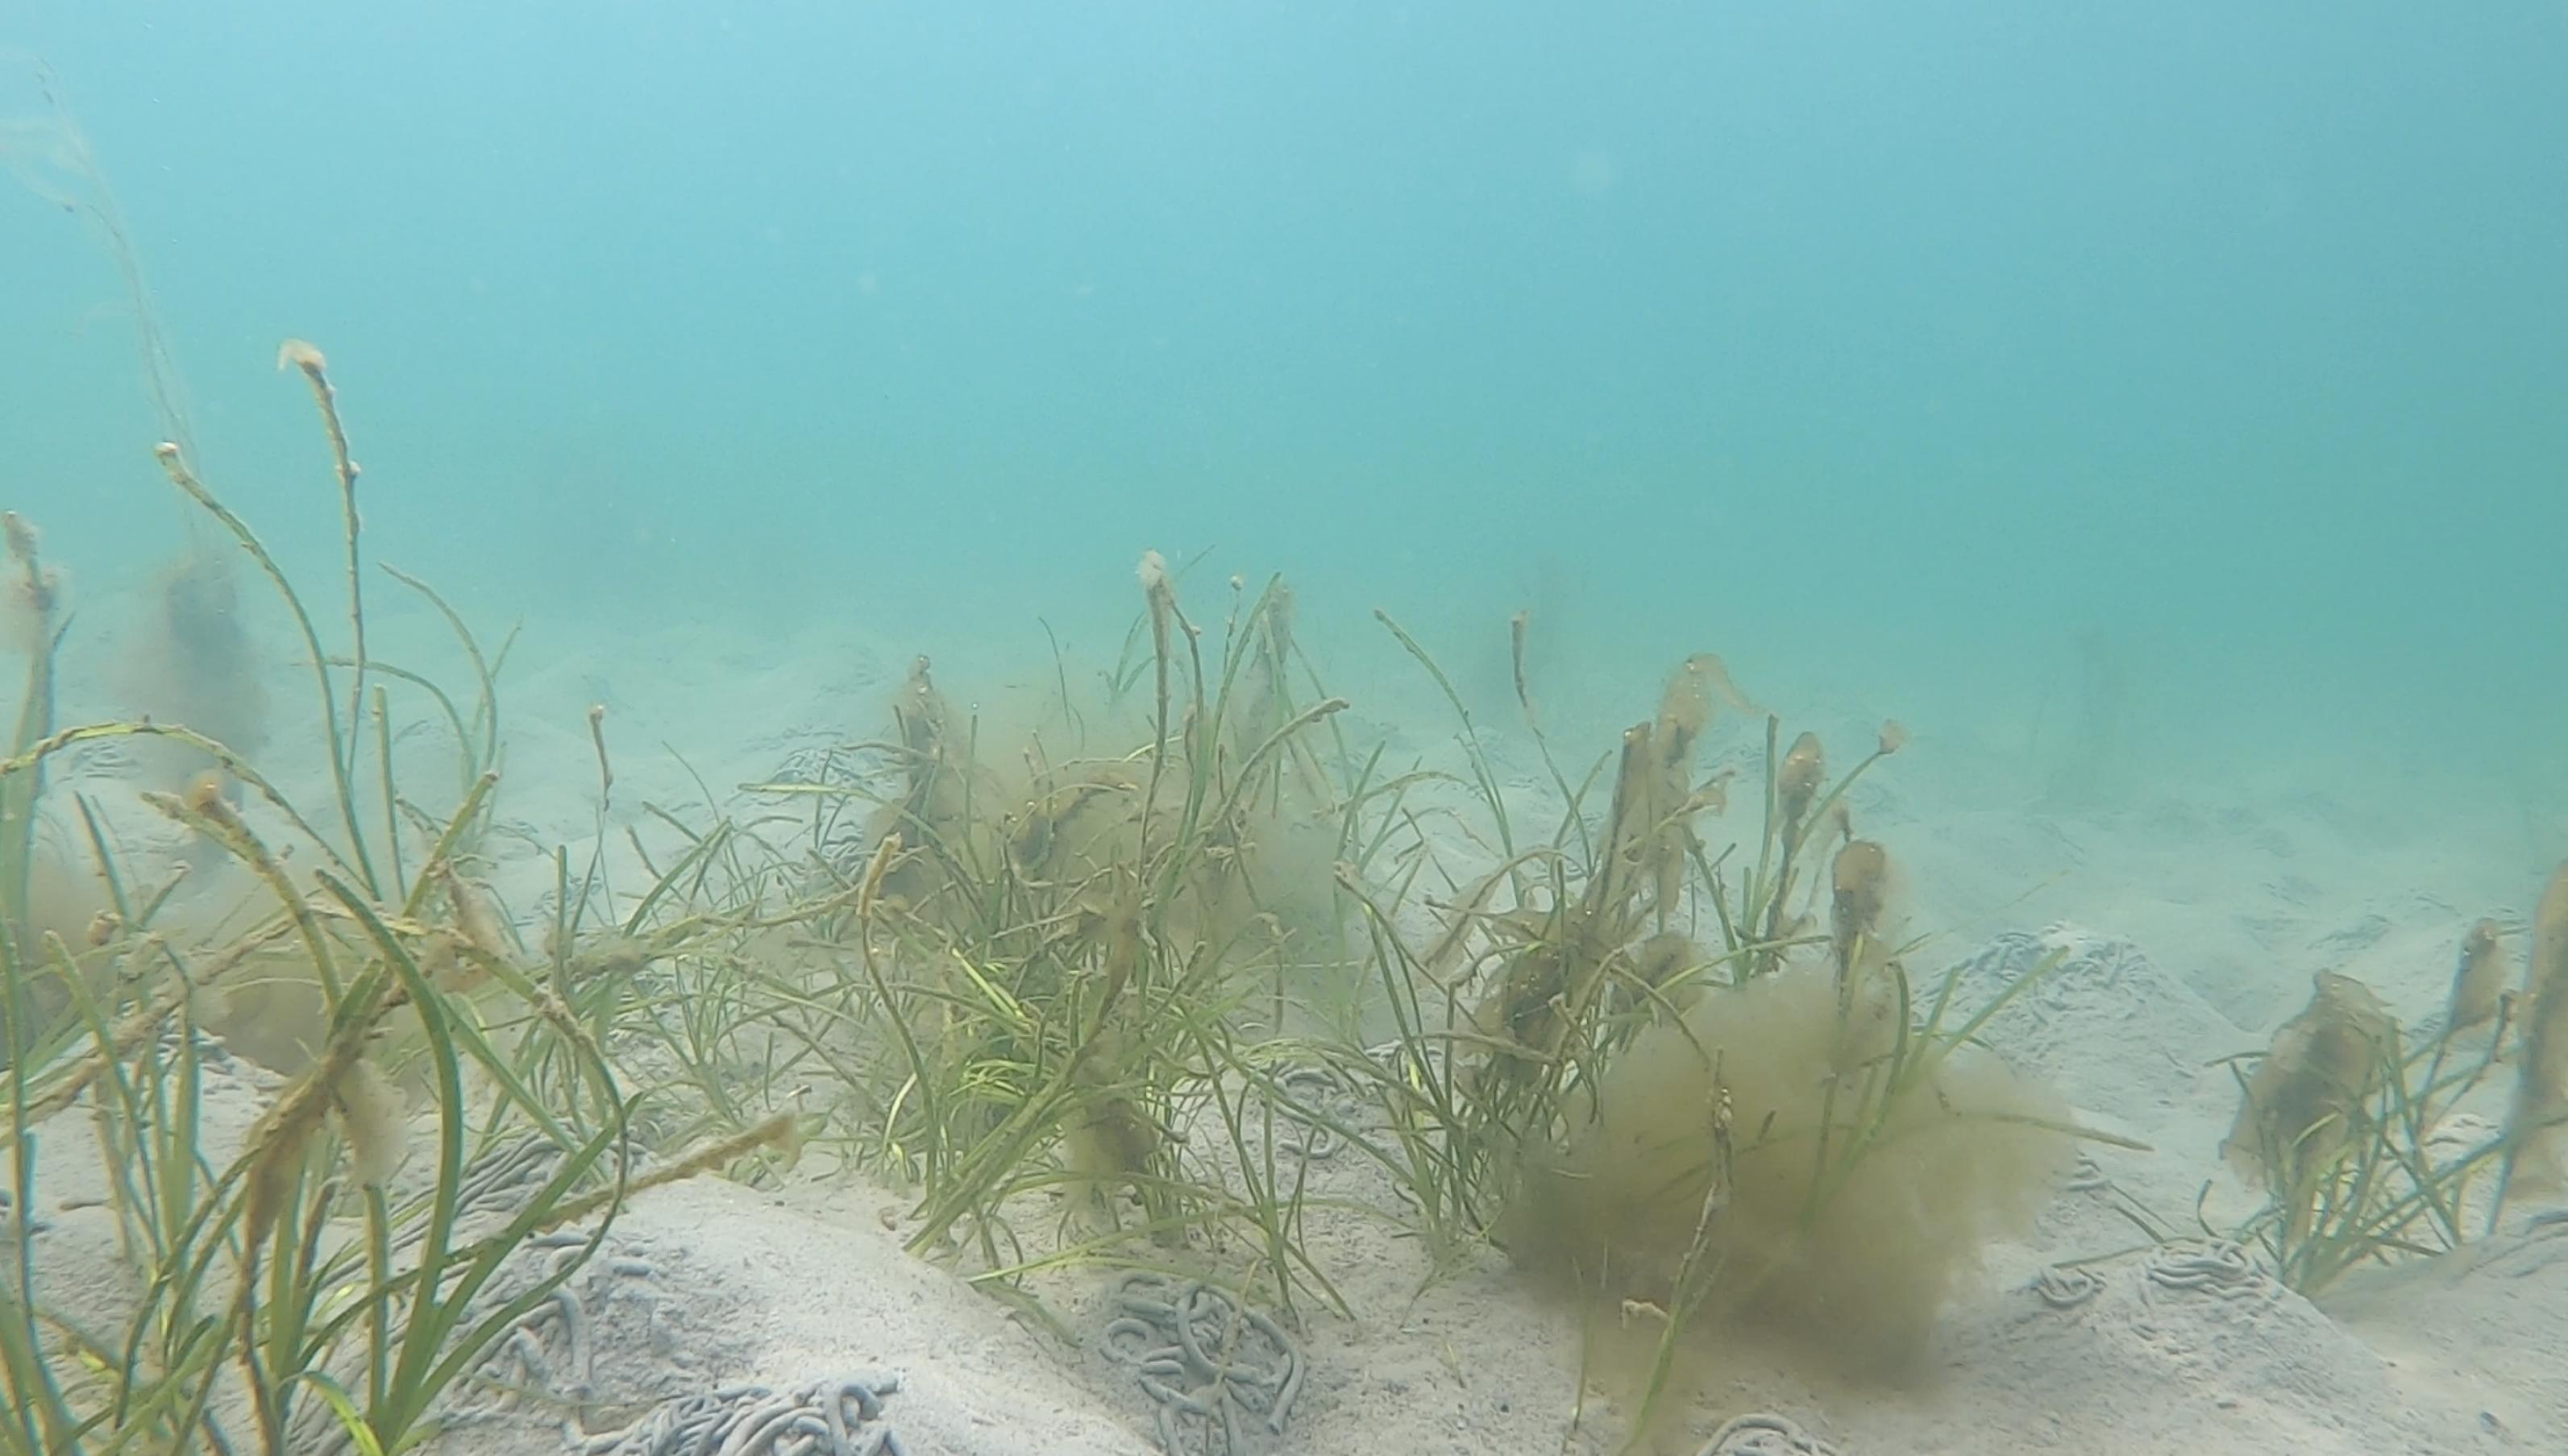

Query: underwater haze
left=15, top=7, right=2568, bottom=1454
left=7, top=0, right=2566, bottom=815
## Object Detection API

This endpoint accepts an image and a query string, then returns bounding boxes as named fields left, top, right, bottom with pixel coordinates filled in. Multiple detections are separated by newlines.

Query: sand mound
left=421, top=1177, right=1144, bottom=1456
left=1935, top=1242, right=2404, bottom=1454
left=1943, top=924, right=2250, bottom=1129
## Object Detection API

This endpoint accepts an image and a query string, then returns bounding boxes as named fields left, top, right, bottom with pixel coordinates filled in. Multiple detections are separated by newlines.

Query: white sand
left=23, top=607, right=2566, bottom=1455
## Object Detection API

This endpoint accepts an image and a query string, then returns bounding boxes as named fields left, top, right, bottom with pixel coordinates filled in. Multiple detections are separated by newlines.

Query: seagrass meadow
left=9, top=7, right=2568, bottom=1455
left=0, top=346, right=2562, bottom=1455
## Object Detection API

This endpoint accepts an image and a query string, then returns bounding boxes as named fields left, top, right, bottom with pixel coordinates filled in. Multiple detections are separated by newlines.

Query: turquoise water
left=7, top=2, right=2565, bottom=817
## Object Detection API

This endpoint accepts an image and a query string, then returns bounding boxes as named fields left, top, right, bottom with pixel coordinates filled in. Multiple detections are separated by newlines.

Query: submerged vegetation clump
left=2209, top=857, right=2568, bottom=1297
left=1506, top=962, right=2077, bottom=1372
left=1447, top=705, right=2080, bottom=1371
left=115, top=541, right=271, bottom=796
left=1325, top=619, right=2137, bottom=1425
left=2222, top=971, right=2399, bottom=1226
left=2499, top=859, right=2568, bottom=1196
left=2446, top=917, right=2512, bottom=1033
left=757, top=564, right=1360, bottom=1313
left=0, top=348, right=799, bottom=1454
